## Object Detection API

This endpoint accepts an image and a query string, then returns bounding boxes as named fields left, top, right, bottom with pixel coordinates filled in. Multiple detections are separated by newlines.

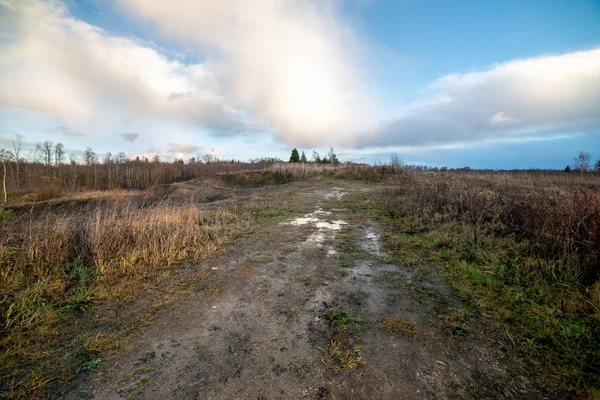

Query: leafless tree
left=390, top=154, right=405, bottom=168
left=84, top=147, right=98, bottom=189
left=311, top=151, right=320, bottom=163
left=115, top=152, right=127, bottom=164
left=83, top=147, right=98, bottom=166
left=11, top=135, right=23, bottom=188
left=573, top=151, right=591, bottom=174
left=54, top=142, right=65, bottom=165
left=0, top=149, right=9, bottom=203
left=36, top=141, right=54, bottom=167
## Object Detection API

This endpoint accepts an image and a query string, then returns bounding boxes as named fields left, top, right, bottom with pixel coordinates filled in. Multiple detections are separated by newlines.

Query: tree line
left=288, top=147, right=340, bottom=165
left=0, top=138, right=275, bottom=202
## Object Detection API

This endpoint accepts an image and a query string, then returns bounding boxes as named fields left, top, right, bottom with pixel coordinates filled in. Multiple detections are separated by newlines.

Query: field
left=1, top=163, right=599, bottom=399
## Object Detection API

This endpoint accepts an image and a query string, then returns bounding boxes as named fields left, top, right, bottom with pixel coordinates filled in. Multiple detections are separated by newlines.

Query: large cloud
left=356, top=48, right=600, bottom=148
left=0, top=0, right=254, bottom=133
left=114, top=0, right=380, bottom=147
left=2, top=0, right=599, bottom=152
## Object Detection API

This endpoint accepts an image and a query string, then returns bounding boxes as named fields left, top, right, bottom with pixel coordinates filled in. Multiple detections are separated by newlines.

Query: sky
left=0, top=0, right=599, bottom=169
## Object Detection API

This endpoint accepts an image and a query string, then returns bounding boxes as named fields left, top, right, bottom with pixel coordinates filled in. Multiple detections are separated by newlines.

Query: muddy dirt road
left=62, top=183, right=546, bottom=399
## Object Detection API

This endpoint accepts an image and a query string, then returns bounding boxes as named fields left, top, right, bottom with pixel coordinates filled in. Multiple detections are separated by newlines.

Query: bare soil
left=59, top=181, right=550, bottom=399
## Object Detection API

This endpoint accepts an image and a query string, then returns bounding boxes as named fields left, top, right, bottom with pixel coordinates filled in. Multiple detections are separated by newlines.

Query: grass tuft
left=378, top=317, right=417, bottom=337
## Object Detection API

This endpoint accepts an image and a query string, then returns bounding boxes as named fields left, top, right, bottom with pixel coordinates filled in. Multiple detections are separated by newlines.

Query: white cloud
left=115, top=0, right=381, bottom=147
left=356, top=48, right=600, bottom=148
left=167, top=143, right=200, bottom=154
left=1, top=0, right=599, bottom=153
left=489, top=112, right=520, bottom=126
left=0, top=0, right=253, bottom=133
left=44, top=126, right=86, bottom=137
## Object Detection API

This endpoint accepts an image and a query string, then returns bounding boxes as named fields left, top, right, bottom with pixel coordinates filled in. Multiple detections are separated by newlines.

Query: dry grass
left=383, top=171, right=600, bottom=284
left=0, top=183, right=279, bottom=398
left=269, top=162, right=405, bottom=182
left=378, top=317, right=417, bottom=337
left=375, top=169, right=600, bottom=395
left=1, top=203, right=244, bottom=329
left=322, top=340, right=364, bottom=372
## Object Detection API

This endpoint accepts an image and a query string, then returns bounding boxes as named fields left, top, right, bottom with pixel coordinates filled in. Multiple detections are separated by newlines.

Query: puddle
left=325, top=188, right=346, bottom=200
left=306, top=231, right=326, bottom=246
left=289, top=208, right=334, bottom=226
left=286, top=203, right=347, bottom=251
left=290, top=216, right=320, bottom=226
left=362, top=229, right=383, bottom=256
left=316, top=220, right=346, bottom=230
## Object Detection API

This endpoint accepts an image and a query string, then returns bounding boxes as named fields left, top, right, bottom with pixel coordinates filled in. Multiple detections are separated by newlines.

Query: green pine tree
left=289, top=148, right=300, bottom=163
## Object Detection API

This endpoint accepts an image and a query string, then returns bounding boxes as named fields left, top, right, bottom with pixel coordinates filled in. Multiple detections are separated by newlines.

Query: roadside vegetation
left=368, top=170, right=600, bottom=396
left=0, top=170, right=291, bottom=398
left=1, top=143, right=600, bottom=398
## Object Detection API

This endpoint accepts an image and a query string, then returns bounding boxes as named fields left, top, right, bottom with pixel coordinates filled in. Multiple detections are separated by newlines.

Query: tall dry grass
left=1, top=201, right=251, bottom=329
left=0, top=190, right=272, bottom=397
left=382, top=171, right=600, bottom=284
left=376, top=170, right=600, bottom=394
left=269, top=162, right=405, bottom=181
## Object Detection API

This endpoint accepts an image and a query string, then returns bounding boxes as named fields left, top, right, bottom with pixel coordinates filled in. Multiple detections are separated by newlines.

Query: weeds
left=325, top=310, right=358, bottom=327
left=0, top=180, right=281, bottom=398
left=378, top=317, right=417, bottom=337
left=372, top=170, right=600, bottom=396
left=322, top=341, right=364, bottom=372
left=75, top=358, right=102, bottom=374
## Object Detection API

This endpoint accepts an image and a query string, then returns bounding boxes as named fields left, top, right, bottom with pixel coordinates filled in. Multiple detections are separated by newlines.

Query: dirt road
left=62, top=182, right=546, bottom=399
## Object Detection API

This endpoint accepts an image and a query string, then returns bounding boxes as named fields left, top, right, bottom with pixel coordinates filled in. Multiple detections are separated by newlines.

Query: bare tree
left=36, top=141, right=54, bottom=167
left=0, top=149, right=9, bottom=203
left=390, top=154, right=405, bottom=168
left=84, top=147, right=98, bottom=189
left=573, top=151, right=591, bottom=174
left=83, top=147, right=98, bottom=166
left=54, top=142, right=65, bottom=165
left=115, top=152, right=127, bottom=164
left=311, top=151, right=320, bottom=163
left=104, top=152, right=113, bottom=189
left=11, top=135, right=23, bottom=188
left=202, top=153, right=216, bottom=163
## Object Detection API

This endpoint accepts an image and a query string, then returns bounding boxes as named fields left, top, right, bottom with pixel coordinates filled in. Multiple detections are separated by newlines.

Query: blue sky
left=0, top=0, right=599, bottom=168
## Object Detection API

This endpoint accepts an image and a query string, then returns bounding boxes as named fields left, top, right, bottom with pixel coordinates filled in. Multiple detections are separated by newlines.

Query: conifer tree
left=289, top=148, right=300, bottom=163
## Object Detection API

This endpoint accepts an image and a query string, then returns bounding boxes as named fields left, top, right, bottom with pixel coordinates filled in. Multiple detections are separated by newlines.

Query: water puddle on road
left=286, top=204, right=347, bottom=253
left=325, top=187, right=346, bottom=200
left=362, top=228, right=383, bottom=256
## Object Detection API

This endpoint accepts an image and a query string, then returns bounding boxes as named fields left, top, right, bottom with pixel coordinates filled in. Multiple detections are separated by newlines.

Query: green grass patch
left=341, top=186, right=600, bottom=397
left=75, top=358, right=102, bottom=374
left=325, top=310, right=358, bottom=327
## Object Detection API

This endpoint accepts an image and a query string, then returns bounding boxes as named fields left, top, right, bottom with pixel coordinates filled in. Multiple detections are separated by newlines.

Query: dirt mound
left=143, top=181, right=231, bottom=204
